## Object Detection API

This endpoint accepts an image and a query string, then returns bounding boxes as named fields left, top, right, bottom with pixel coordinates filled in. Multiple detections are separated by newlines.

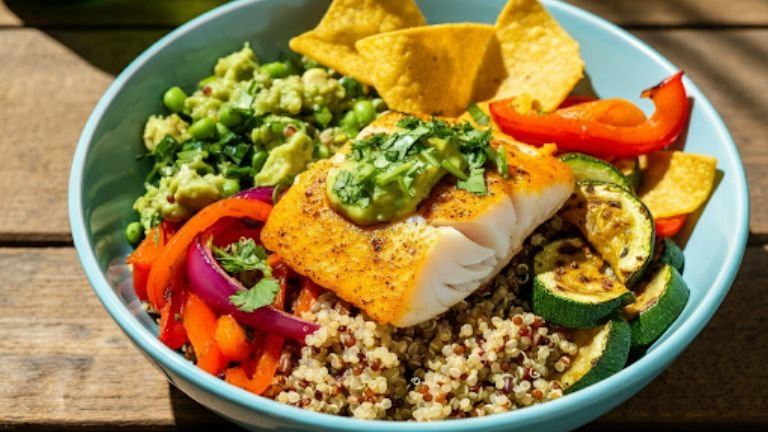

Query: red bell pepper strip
left=146, top=198, right=272, bottom=311
left=158, top=270, right=188, bottom=350
left=558, top=95, right=597, bottom=109
left=655, top=214, right=688, bottom=238
left=557, top=98, right=647, bottom=127
left=489, top=71, right=689, bottom=158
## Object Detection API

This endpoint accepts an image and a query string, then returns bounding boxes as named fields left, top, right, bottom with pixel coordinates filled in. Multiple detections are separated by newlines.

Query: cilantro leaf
left=229, top=277, right=280, bottom=312
left=457, top=167, right=488, bottom=194
left=467, top=103, right=490, bottom=126
left=212, top=238, right=270, bottom=274
left=213, top=238, right=280, bottom=312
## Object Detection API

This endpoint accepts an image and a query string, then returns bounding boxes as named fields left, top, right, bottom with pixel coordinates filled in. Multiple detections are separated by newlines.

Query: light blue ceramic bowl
left=69, top=0, right=749, bottom=430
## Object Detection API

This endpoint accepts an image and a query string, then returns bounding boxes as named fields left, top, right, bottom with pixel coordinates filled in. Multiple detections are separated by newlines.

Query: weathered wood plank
left=0, top=29, right=166, bottom=242
left=0, top=0, right=766, bottom=27
left=572, top=0, right=768, bottom=27
left=0, top=28, right=764, bottom=239
left=0, top=246, right=766, bottom=429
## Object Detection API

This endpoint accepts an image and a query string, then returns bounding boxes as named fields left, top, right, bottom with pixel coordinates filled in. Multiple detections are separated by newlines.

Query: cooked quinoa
left=266, top=218, right=579, bottom=421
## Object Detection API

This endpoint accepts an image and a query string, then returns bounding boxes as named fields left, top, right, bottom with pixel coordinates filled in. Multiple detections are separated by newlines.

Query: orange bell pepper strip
left=183, top=292, right=226, bottom=375
left=489, top=71, right=689, bottom=158
left=224, top=256, right=288, bottom=395
left=655, top=214, right=688, bottom=238
left=146, top=198, right=272, bottom=311
left=557, top=98, right=647, bottom=127
left=214, top=314, right=251, bottom=363
left=126, top=222, right=176, bottom=301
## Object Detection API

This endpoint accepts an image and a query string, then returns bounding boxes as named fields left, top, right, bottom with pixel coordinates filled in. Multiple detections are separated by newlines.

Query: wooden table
left=1, top=0, right=766, bottom=430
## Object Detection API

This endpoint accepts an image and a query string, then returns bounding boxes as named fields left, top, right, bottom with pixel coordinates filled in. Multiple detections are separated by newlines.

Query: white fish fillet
left=261, top=113, right=574, bottom=326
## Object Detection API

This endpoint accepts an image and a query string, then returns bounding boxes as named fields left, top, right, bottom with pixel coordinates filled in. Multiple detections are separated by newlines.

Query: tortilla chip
left=356, top=24, right=496, bottom=116
left=639, top=151, right=718, bottom=218
left=489, top=0, right=584, bottom=112
left=289, top=0, right=426, bottom=85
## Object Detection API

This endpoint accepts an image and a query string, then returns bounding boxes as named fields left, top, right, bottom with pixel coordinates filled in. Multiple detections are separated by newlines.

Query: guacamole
left=132, top=43, right=385, bottom=235
left=326, top=117, right=507, bottom=225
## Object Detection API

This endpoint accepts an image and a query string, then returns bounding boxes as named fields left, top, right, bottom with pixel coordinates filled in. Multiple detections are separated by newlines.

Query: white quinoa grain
left=270, top=224, right=577, bottom=421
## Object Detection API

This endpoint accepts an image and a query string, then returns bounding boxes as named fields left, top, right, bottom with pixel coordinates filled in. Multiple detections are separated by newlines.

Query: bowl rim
left=69, top=0, right=750, bottom=430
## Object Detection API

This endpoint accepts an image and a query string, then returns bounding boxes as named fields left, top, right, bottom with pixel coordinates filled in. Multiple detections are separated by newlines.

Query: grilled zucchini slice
left=561, top=181, right=655, bottom=287
left=560, top=153, right=631, bottom=190
left=532, top=238, right=634, bottom=328
left=625, top=264, right=690, bottom=350
left=560, top=317, right=631, bottom=393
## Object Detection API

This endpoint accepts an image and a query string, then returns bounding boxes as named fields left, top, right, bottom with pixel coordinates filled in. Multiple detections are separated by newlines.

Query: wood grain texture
left=0, top=29, right=166, bottom=242
left=0, top=0, right=766, bottom=27
left=0, top=28, right=765, bottom=238
left=0, top=246, right=766, bottom=430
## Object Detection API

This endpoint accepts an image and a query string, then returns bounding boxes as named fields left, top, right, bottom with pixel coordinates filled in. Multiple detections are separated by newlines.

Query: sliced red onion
left=185, top=235, right=319, bottom=343
left=233, top=186, right=274, bottom=203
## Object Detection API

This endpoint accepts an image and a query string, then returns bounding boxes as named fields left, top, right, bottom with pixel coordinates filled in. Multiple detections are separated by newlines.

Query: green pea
left=340, top=110, right=360, bottom=138
left=221, top=179, right=241, bottom=197
left=372, top=98, right=387, bottom=112
left=316, top=143, right=330, bottom=160
left=188, top=117, right=216, bottom=139
left=218, top=105, right=242, bottom=127
left=125, top=222, right=143, bottom=246
left=260, top=62, right=290, bottom=79
left=162, top=86, right=187, bottom=113
left=353, top=99, right=376, bottom=126
left=270, top=121, right=287, bottom=135
left=251, top=150, right=268, bottom=172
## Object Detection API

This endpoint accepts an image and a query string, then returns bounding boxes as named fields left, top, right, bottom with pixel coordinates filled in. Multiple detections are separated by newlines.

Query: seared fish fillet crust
left=261, top=114, right=574, bottom=326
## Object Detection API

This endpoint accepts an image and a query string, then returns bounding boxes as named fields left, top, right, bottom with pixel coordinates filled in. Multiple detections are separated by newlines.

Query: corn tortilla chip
left=489, top=0, right=584, bottom=112
left=356, top=24, right=496, bottom=117
left=289, top=0, right=426, bottom=85
left=639, top=151, right=718, bottom=218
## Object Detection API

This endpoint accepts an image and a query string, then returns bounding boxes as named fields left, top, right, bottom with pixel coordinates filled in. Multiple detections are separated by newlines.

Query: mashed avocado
left=254, top=130, right=314, bottom=186
left=214, top=43, right=258, bottom=81
left=132, top=43, right=386, bottom=233
left=143, top=114, right=191, bottom=151
left=134, top=165, right=225, bottom=230
left=327, top=117, right=504, bottom=226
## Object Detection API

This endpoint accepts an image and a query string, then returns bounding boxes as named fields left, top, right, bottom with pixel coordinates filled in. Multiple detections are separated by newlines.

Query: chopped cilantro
left=467, top=103, right=490, bottom=126
left=229, top=277, right=280, bottom=312
left=212, top=238, right=279, bottom=312
left=328, top=116, right=508, bottom=224
left=457, top=167, right=488, bottom=194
